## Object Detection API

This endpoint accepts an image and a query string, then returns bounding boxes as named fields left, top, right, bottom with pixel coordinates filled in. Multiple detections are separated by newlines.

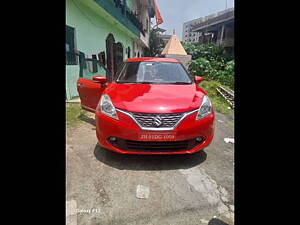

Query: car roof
left=125, top=57, right=180, bottom=63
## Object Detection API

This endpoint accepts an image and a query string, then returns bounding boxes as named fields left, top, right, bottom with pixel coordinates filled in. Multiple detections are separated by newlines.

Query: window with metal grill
left=66, top=26, right=77, bottom=65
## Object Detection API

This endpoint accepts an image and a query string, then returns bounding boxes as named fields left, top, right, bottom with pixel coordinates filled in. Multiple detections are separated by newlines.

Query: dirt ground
left=66, top=110, right=234, bottom=225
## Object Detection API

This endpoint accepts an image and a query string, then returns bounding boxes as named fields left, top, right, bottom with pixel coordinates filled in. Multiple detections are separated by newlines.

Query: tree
left=149, top=28, right=164, bottom=57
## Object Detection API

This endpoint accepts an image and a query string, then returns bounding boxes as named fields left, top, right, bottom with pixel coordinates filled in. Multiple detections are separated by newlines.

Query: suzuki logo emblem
left=153, top=115, right=163, bottom=127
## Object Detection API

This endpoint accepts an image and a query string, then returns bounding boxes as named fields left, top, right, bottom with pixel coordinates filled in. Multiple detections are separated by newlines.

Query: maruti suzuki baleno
left=77, top=57, right=215, bottom=155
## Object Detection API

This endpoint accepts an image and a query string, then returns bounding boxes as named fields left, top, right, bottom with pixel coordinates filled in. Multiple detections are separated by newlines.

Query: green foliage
left=183, top=43, right=234, bottom=89
left=149, top=28, right=164, bottom=57
left=199, top=80, right=233, bottom=115
left=184, top=43, right=222, bottom=60
left=66, top=103, right=87, bottom=126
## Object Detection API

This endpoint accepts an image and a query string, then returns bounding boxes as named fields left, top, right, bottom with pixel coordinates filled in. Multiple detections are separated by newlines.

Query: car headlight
left=99, top=94, right=119, bottom=120
left=196, top=95, right=212, bottom=120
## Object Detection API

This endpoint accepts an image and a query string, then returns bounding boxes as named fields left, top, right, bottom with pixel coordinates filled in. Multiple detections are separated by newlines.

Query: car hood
left=105, top=83, right=205, bottom=113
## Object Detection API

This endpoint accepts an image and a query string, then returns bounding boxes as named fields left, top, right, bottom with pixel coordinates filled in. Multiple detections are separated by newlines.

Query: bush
left=189, top=59, right=234, bottom=89
left=184, top=43, right=234, bottom=89
left=183, top=43, right=230, bottom=61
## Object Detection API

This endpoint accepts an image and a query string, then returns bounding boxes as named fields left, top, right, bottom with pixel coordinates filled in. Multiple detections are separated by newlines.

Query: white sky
left=154, top=0, right=235, bottom=40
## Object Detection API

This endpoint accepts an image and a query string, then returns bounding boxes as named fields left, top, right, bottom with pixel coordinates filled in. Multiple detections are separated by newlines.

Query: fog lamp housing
left=196, top=136, right=203, bottom=142
left=109, top=137, right=117, bottom=142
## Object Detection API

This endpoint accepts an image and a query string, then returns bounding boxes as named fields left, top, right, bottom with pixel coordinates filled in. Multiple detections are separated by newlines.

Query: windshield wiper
left=168, top=82, right=191, bottom=84
left=139, top=82, right=190, bottom=84
left=135, top=82, right=156, bottom=84
left=117, top=81, right=191, bottom=84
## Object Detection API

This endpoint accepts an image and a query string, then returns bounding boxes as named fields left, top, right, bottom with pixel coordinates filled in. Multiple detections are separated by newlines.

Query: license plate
left=138, top=133, right=176, bottom=141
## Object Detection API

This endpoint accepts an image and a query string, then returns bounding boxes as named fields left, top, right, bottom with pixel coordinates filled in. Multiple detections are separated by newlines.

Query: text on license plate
left=138, top=133, right=176, bottom=141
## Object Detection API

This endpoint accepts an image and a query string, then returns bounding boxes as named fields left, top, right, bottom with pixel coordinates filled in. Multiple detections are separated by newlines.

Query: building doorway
left=106, top=34, right=124, bottom=82
left=113, top=42, right=124, bottom=75
left=127, top=47, right=131, bottom=58
left=106, top=33, right=115, bottom=82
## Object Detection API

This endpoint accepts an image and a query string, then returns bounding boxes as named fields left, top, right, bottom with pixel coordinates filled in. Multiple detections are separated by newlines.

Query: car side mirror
left=194, top=76, right=204, bottom=84
left=92, top=75, right=107, bottom=83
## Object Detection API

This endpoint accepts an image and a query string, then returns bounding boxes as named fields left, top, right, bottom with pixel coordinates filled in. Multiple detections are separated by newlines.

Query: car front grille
left=107, top=138, right=204, bottom=152
left=131, top=112, right=184, bottom=128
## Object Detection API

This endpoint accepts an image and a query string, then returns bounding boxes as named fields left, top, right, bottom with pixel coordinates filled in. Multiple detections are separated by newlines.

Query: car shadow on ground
left=78, top=114, right=96, bottom=126
left=94, top=144, right=207, bottom=171
left=208, top=218, right=229, bottom=225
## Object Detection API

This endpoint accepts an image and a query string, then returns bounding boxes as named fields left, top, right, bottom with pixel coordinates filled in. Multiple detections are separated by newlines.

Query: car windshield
left=115, top=62, right=192, bottom=84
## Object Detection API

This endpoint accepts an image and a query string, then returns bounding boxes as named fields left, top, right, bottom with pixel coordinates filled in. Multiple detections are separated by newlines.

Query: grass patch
left=66, top=103, right=87, bottom=126
left=199, top=79, right=233, bottom=115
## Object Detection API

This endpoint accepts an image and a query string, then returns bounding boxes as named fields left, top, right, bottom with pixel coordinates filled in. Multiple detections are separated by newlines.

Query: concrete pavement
left=66, top=111, right=234, bottom=225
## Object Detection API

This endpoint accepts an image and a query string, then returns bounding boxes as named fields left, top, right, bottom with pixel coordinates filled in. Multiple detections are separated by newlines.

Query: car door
left=77, top=77, right=106, bottom=113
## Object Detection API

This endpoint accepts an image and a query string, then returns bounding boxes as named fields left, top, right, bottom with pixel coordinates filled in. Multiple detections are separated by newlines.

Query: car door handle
left=77, top=83, right=84, bottom=87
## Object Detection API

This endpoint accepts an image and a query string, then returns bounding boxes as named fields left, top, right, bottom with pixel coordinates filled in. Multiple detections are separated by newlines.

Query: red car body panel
left=77, top=77, right=106, bottom=112
left=105, top=83, right=205, bottom=113
left=76, top=57, right=215, bottom=155
left=95, top=109, right=214, bottom=155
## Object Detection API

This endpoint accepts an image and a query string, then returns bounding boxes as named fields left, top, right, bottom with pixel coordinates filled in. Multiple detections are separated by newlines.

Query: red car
left=77, top=57, right=215, bottom=155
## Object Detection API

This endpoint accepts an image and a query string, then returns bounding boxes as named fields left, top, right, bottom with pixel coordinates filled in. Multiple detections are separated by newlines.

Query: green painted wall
left=126, top=0, right=134, bottom=10
left=66, top=0, right=136, bottom=100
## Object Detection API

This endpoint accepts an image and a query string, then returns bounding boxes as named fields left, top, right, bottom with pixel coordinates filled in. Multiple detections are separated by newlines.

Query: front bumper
left=95, top=109, right=215, bottom=155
